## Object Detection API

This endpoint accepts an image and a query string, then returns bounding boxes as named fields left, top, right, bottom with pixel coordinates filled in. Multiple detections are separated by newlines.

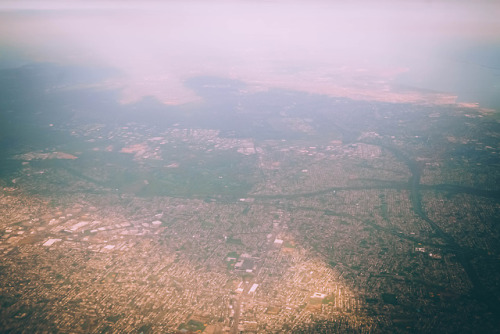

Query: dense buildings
left=1, top=66, right=500, bottom=333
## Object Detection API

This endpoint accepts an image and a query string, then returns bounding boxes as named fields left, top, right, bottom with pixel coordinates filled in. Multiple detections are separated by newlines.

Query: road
left=230, top=216, right=283, bottom=334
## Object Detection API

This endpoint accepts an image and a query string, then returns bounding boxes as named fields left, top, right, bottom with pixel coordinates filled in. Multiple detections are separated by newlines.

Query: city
left=1, top=88, right=499, bottom=332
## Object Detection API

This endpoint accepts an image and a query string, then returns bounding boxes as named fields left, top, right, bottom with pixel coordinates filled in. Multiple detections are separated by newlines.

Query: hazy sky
left=1, top=0, right=499, bottom=107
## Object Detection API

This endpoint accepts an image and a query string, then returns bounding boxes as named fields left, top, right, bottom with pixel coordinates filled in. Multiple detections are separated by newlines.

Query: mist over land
left=1, top=1, right=500, bottom=333
left=2, top=0, right=499, bottom=107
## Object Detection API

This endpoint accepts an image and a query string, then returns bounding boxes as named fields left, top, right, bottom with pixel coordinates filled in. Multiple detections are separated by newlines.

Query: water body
left=395, top=42, right=500, bottom=110
left=382, top=143, right=500, bottom=323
